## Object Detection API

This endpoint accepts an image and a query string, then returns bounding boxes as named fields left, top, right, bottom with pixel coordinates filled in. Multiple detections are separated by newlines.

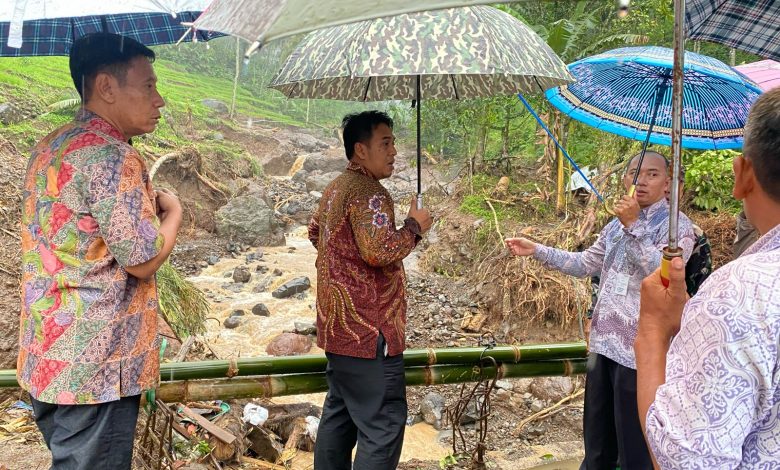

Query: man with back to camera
left=505, top=151, right=696, bottom=469
left=309, top=110, right=432, bottom=470
left=637, top=85, right=780, bottom=470
left=17, top=33, right=182, bottom=469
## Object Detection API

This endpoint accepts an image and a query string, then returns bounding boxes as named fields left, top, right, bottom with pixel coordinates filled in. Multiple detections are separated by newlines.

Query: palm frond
left=579, top=34, right=650, bottom=58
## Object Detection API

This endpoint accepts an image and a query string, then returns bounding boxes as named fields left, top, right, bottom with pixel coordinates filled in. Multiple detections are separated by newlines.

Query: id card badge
left=613, top=273, right=629, bottom=296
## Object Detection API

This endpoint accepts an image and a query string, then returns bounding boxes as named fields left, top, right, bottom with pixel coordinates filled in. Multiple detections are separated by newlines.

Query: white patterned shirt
left=646, top=223, right=780, bottom=469
left=534, top=199, right=695, bottom=369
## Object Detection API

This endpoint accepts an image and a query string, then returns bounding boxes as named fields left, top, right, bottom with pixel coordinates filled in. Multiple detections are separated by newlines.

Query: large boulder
left=305, top=171, right=340, bottom=192
left=419, top=392, right=446, bottom=430
left=289, top=134, right=329, bottom=153
left=272, top=277, right=311, bottom=299
left=529, top=376, right=576, bottom=403
left=302, top=153, right=346, bottom=174
left=0, top=102, right=30, bottom=125
left=266, top=333, right=312, bottom=356
left=216, top=196, right=285, bottom=246
left=201, top=98, right=229, bottom=114
left=263, top=151, right=297, bottom=176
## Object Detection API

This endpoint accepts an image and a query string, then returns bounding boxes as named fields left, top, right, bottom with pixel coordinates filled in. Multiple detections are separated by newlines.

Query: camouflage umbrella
left=269, top=5, right=573, bottom=206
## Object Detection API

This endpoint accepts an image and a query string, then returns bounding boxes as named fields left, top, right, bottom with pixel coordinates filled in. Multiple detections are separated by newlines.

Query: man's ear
left=733, top=155, right=755, bottom=200
left=92, top=72, right=117, bottom=104
left=353, top=141, right=366, bottom=161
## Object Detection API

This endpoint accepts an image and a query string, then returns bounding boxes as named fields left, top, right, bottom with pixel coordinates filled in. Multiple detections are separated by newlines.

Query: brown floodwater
left=186, top=229, right=581, bottom=467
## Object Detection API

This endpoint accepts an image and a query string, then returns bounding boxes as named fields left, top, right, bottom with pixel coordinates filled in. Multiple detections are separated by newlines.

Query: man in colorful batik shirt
left=17, top=33, right=182, bottom=469
left=309, top=111, right=432, bottom=470
left=637, top=85, right=780, bottom=469
left=506, top=151, right=696, bottom=470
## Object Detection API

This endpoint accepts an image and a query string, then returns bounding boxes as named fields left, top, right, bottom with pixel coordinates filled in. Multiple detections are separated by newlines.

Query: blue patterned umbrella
left=545, top=46, right=763, bottom=150
left=0, top=1, right=219, bottom=57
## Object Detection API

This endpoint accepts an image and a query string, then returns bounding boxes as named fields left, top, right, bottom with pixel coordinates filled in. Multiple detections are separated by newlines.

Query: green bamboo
left=153, top=359, right=587, bottom=403
left=0, top=343, right=587, bottom=388
left=157, top=342, right=586, bottom=381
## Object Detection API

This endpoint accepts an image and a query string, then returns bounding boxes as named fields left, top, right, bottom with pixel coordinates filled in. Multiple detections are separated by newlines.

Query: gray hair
left=743, top=87, right=780, bottom=202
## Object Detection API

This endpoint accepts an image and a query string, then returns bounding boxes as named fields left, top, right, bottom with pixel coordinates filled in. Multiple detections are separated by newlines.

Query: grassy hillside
left=0, top=41, right=370, bottom=155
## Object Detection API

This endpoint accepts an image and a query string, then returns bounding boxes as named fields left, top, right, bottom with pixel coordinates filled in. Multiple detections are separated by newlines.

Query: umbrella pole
left=662, top=0, right=686, bottom=287
left=516, top=94, right=604, bottom=203
left=629, top=83, right=667, bottom=196
left=416, top=75, right=423, bottom=209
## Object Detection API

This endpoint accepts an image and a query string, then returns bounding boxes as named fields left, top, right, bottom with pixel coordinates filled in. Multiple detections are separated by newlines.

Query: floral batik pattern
left=308, top=161, right=421, bottom=358
left=17, top=109, right=164, bottom=405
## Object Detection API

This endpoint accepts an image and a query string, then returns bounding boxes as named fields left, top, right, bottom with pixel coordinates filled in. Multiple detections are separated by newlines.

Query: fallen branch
left=0, top=228, right=18, bottom=239
left=173, top=336, right=197, bottom=363
left=484, top=199, right=504, bottom=242
left=149, top=152, right=179, bottom=180
left=515, top=388, right=585, bottom=435
left=0, top=264, right=16, bottom=277
left=241, top=455, right=287, bottom=470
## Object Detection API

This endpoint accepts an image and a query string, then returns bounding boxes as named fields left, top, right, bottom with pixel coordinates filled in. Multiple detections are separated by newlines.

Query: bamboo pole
left=159, top=342, right=586, bottom=381
left=0, top=343, right=586, bottom=387
left=153, top=359, right=587, bottom=403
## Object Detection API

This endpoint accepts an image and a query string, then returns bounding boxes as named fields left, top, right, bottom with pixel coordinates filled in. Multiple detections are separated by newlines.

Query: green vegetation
left=684, top=150, right=742, bottom=213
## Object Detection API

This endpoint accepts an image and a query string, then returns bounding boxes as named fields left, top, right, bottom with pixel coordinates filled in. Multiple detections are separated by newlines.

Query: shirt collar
left=75, top=108, right=125, bottom=142
left=346, top=160, right=376, bottom=180
left=642, top=198, right=669, bottom=220
left=742, top=223, right=780, bottom=257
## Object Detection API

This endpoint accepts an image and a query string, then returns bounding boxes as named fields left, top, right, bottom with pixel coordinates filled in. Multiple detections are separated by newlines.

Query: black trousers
left=314, top=334, right=407, bottom=470
left=580, top=354, right=653, bottom=470
left=31, top=394, right=141, bottom=470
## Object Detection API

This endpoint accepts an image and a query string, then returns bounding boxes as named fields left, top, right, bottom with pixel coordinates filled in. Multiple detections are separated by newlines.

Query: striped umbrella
left=545, top=46, right=763, bottom=151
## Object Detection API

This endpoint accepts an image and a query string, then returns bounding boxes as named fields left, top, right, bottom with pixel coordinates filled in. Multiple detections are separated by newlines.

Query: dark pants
left=31, top=394, right=141, bottom=470
left=580, top=354, right=653, bottom=470
left=314, top=335, right=407, bottom=470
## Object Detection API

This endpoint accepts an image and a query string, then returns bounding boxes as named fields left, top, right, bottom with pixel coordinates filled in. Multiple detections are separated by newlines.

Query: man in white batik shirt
left=506, top=151, right=696, bottom=470
left=636, top=87, right=780, bottom=469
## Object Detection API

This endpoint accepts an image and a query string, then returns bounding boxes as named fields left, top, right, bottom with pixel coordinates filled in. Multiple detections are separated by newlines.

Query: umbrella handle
left=627, top=185, right=636, bottom=198
left=660, top=246, right=683, bottom=288
left=416, top=194, right=423, bottom=210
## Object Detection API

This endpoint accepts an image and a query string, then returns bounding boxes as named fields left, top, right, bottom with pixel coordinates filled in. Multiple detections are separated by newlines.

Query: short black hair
left=743, top=87, right=780, bottom=203
left=69, top=33, right=155, bottom=101
left=341, top=111, right=394, bottom=160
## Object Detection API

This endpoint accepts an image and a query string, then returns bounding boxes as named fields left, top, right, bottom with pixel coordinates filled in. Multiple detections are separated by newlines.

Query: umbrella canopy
left=0, top=0, right=216, bottom=56
left=267, top=6, right=573, bottom=204
left=193, top=0, right=517, bottom=54
left=734, top=59, right=780, bottom=92
left=686, top=0, right=780, bottom=62
left=269, top=6, right=573, bottom=99
left=545, top=46, right=762, bottom=150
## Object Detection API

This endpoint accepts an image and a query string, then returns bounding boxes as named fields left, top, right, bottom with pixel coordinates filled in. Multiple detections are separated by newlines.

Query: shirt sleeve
left=532, top=224, right=608, bottom=278
left=86, top=144, right=162, bottom=268
left=623, top=217, right=695, bottom=277
left=645, top=267, right=776, bottom=469
left=348, top=190, right=418, bottom=267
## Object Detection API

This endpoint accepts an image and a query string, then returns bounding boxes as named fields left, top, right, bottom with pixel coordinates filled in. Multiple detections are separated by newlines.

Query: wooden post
left=230, top=37, right=240, bottom=119
left=555, top=112, right=565, bottom=213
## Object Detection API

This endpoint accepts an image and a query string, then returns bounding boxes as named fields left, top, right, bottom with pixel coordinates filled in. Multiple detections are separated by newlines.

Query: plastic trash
left=305, top=415, right=320, bottom=441
left=242, top=403, right=269, bottom=426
